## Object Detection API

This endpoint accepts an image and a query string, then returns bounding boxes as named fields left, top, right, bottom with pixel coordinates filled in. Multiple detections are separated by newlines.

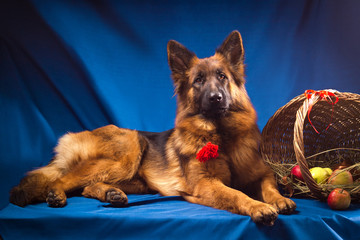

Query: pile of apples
left=291, top=165, right=353, bottom=210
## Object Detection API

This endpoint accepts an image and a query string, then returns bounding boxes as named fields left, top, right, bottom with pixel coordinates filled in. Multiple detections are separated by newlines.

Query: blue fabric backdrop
left=1, top=0, right=360, bottom=239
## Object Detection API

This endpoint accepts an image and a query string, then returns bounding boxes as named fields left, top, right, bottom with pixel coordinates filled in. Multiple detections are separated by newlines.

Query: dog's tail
left=9, top=130, right=97, bottom=207
left=9, top=165, right=61, bottom=207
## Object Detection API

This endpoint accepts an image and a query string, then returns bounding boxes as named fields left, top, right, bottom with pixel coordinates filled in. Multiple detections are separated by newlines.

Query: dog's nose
left=209, top=92, right=223, bottom=103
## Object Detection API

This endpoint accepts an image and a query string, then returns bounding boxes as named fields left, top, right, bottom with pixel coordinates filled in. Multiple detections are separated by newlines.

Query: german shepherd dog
left=10, top=31, right=296, bottom=225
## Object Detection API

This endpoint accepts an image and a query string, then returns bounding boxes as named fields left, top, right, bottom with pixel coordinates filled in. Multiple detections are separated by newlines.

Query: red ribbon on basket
left=304, top=90, right=339, bottom=134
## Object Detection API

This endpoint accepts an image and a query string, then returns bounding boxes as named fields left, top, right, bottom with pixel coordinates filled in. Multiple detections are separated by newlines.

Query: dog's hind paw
left=106, top=189, right=128, bottom=207
left=46, top=190, right=67, bottom=208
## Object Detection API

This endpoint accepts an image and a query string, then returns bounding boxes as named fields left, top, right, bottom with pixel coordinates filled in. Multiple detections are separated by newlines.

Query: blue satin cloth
left=0, top=195, right=360, bottom=240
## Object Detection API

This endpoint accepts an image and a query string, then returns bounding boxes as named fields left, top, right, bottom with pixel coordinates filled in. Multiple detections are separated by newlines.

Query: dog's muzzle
left=201, top=91, right=229, bottom=118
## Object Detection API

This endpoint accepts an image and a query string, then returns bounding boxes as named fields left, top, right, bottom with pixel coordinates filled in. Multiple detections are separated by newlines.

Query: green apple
left=324, top=168, right=333, bottom=176
left=328, top=170, right=353, bottom=185
left=310, top=167, right=331, bottom=184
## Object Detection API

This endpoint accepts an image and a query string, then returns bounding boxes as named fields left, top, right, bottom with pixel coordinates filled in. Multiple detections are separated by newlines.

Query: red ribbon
left=304, top=90, right=339, bottom=134
left=196, top=142, right=219, bottom=163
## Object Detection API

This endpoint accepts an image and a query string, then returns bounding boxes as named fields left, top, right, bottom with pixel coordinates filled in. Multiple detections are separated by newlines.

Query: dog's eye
left=218, top=72, right=227, bottom=81
left=194, top=77, right=203, bottom=85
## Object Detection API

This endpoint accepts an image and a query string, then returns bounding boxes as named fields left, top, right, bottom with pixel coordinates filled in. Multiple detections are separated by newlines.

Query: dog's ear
left=216, top=31, right=244, bottom=69
left=167, top=40, right=196, bottom=74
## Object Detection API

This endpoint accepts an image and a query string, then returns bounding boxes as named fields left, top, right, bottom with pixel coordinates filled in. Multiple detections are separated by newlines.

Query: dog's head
left=168, top=31, right=249, bottom=121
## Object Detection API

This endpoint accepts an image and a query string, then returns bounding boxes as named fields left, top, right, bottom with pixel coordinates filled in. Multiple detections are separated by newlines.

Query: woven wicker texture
left=261, top=90, right=360, bottom=200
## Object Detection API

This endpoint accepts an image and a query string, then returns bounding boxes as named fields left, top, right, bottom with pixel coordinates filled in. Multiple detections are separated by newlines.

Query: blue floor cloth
left=1, top=194, right=359, bottom=240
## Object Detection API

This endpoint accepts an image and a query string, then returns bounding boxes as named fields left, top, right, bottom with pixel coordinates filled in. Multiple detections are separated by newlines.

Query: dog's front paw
left=46, top=190, right=67, bottom=208
left=271, top=197, right=296, bottom=215
left=249, top=202, right=278, bottom=226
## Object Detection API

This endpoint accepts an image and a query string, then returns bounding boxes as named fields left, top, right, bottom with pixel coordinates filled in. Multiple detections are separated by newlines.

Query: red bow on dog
left=304, top=89, right=339, bottom=134
left=196, top=142, right=219, bottom=163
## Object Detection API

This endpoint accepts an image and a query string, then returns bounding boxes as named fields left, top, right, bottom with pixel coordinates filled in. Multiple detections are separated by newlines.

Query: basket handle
left=293, top=97, right=327, bottom=200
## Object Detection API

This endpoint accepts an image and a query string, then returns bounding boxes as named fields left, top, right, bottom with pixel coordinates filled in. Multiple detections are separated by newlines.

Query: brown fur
left=9, top=31, right=295, bottom=225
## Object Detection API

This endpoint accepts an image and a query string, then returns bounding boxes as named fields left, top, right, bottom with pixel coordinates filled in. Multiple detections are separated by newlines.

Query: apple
left=291, top=165, right=304, bottom=181
left=309, top=167, right=331, bottom=184
left=324, top=168, right=333, bottom=176
left=328, top=170, right=353, bottom=185
left=327, top=188, right=351, bottom=210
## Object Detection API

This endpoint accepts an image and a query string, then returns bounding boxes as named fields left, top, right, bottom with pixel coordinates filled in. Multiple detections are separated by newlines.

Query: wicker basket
left=261, top=90, right=360, bottom=201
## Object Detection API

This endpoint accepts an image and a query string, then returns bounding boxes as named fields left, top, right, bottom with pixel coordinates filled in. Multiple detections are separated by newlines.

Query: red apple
left=327, top=170, right=353, bottom=185
left=291, top=165, right=304, bottom=181
left=327, top=188, right=351, bottom=210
